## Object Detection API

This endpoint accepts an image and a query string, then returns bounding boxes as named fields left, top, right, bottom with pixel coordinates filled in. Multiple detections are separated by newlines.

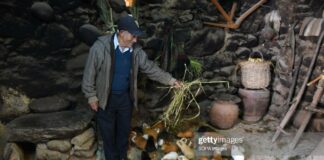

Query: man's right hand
left=89, top=101, right=99, bottom=112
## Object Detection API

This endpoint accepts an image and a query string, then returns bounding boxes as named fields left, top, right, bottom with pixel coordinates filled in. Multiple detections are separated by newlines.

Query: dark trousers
left=96, top=92, right=133, bottom=160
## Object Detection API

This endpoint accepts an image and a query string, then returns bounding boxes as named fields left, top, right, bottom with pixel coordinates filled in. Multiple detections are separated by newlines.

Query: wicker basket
left=239, top=52, right=271, bottom=89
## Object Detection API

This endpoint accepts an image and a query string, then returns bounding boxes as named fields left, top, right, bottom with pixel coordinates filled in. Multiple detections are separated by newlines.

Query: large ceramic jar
left=209, top=100, right=239, bottom=129
left=238, top=88, right=270, bottom=122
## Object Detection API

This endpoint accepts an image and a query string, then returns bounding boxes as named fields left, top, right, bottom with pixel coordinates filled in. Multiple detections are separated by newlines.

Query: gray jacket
left=82, top=34, right=176, bottom=110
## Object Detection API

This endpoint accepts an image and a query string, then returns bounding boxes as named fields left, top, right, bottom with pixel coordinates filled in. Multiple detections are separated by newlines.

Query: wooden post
left=289, top=77, right=324, bottom=150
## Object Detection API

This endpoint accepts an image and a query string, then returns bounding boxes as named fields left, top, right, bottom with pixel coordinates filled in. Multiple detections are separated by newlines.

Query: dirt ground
left=216, top=115, right=324, bottom=160
left=127, top=109, right=324, bottom=160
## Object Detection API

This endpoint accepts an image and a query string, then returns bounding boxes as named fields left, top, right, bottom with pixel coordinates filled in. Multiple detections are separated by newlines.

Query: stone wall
left=0, top=0, right=323, bottom=159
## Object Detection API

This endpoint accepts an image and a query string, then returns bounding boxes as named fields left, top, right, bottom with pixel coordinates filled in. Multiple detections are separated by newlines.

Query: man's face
left=119, top=30, right=138, bottom=48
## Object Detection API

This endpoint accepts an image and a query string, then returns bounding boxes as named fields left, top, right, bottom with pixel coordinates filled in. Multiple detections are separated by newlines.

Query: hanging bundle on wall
left=239, top=51, right=271, bottom=89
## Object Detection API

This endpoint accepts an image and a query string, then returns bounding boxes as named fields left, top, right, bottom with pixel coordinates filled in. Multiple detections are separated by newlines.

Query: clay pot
left=238, top=88, right=270, bottom=122
left=209, top=100, right=239, bottom=129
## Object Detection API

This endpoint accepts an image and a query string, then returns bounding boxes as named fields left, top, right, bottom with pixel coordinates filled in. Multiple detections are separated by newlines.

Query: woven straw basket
left=239, top=52, right=271, bottom=89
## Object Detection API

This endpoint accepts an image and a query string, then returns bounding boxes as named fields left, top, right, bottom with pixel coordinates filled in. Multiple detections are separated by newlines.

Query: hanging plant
left=188, top=57, right=203, bottom=78
left=96, top=0, right=116, bottom=33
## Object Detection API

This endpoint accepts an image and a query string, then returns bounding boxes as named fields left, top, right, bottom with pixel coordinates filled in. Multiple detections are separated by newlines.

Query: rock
left=140, top=0, right=164, bottom=4
left=36, top=143, right=69, bottom=160
left=30, top=2, right=54, bottom=22
left=29, top=96, right=70, bottom=113
left=225, top=40, right=239, bottom=51
left=239, top=7, right=264, bottom=33
left=173, top=0, right=195, bottom=10
left=74, top=136, right=95, bottom=150
left=198, top=99, right=212, bottom=109
left=0, top=14, right=36, bottom=38
left=43, top=23, right=75, bottom=50
left=110, top=0, right=126, bottom=13
left=202, top=71, right=214, bottom=79
left=150, top=8, right=175, bottom=22
left=295, top=4, right=310, bottom=13
left=66, top=53, right=88, bottom=70
left=144, top=90, right=170, bottom=109
left=235, top=47, right=251, bottom=58
left=69, top=155, right=96, bottom=160
left=179, top=12, right=193, bottom=23
left=145, top=38, right=163, bottom=50
left=71, top=43, right=90, bottom=56
left=79, top=24, right=102, bottom=46
left=202, top=85, right=215, bottom=95
left=7, top=108, right=94, bottom=143
left=212, top=94, right=241, bottom=104
left=48, top=0, right=80, bottom=12
left=173, top=28, right=191, bottom=43
left=295, top=12, right=314, bottom=21
left=71, top=127, right=95, bottom=146
left=229, top=33, right=248, bottom=46
left=260, top=24, right=276, bottom=42
left=0, top=87, right=31, bottom=121
left=47, top=139, right=72, bottom=152
left=245, top=34, right=258, bottom=47
left=0, top=122, right=8, bottom=158
left=271, top=92, right=286, bottom=106
left=185, top=28, right=225, bottom=57
left=213, top=51, right=234, bottom=67
left=3, top=143, right=24, bottom=160
left=6, top=55, right=39, bottom=67
left=279, top=76, right=291, bottom=88
left=200, top=0, right=219, bottom=15
left=0, top=44, right=8, bottom=59
left=182, top=19, right=204, bottom=30
left=273, top=81, right=289, bottom=97
left=73, top=142, right=97, bottom=158
left=219, top=65, right=236, bottom=76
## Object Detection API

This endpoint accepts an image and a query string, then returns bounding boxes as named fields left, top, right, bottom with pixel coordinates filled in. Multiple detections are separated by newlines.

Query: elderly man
left=82, top=15, right=181, bottom=160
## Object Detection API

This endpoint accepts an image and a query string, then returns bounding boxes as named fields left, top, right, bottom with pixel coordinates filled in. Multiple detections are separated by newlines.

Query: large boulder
left=66, top=53, right=88, bottom=71
left=78, top=24, right=102, bottom=46
left=185, top=28, right=225, bottom=57
left=30, top=2, right=54, bottom=22
left=28, top=96, right=70, bottom=113
left=0, top=87, right=31, bottom=121
left=6, top=108, right=94, bottom=143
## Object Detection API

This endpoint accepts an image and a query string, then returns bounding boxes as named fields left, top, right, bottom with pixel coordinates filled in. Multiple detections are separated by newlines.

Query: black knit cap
left=117, top=15, right=144, bottom=36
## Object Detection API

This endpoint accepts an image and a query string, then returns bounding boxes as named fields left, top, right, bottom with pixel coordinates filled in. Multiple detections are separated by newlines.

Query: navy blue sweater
left=111, top=47, right=132, bottom=94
